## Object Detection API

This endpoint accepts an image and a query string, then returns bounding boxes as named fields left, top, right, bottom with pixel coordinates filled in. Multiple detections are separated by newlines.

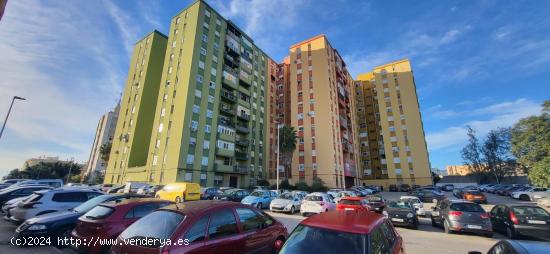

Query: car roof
left=508, top=240, right=550, bottom=253
left=340, top=196, right=364, bottom=201
left=101, top=198, right=167, bottom=207
left=159, top=200, right=242, bottom=217
left=301, top=210, right=385, bottom=234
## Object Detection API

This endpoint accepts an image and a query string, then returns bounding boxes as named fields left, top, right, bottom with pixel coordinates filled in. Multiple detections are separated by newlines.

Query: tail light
left=274, top=239, right=284, bottom=250
left=510, top=211, right=519, bottom=225
left=449, top=211, right=463, bottom=217
left=480, top=213, right=490, bottom=219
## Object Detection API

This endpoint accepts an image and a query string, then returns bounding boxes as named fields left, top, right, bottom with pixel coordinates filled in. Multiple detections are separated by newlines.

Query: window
left=196, top=75, right=203, bottom=83
left=202, top=34, right=208, bottom=42
left=193, top=105, right=200, bottom=114
left=198, top=61, right=205, bottom=69
left=380, top=221, right=397, bottom=249
left=370, top=226, right=389, bottom=254
left=191, top=121, right=198, bottom=131
left=186, top=155, right=194, bottom=165
left=160, top=108, right=166, bottom=117
left=195, top=89, right=202, bottom=98
left=184, top=215, right=208, bottom=244
left=204, top=9, right=211, bottom=17
left=208, top=209, right=239, bottom=239
left=185, top=172, right=193, bottom=181
left=236, top=208, right=265, bottom=232
left=209, top=81, right=216, bottom=89
left=206, top=110, right=213, bottom=118
left=203, top=140, right=210, bottom=149
left=158, top=123, right=164, bottom=133
left=205, top=124, right=211, bottom=133
left=208, top=95, right=215, bottom=103
left=52, top=192, right=86, bottom=202
left=125, top=204, right=157, bottom=219
left=201, top=156, right=209, bottom=166
left=211, top=67, right=217, bottom=76
left=152, top=155, right=158, bottom=165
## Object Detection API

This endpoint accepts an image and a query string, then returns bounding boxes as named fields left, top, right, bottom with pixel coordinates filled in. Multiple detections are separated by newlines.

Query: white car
left=399, top=196, right=426, bottom=216
left=10, top=188, right=102, bottom=222
left=511, top=187, right=548, bottom=201
left=530, top=189, right=550, bottom=202
left=330, top=191, right=357, bottom=203
left=2, top=196, right=29, bottom=220
left=537, top=197, right=550, bottom=208
left=270, top=192, right=304, bottom=213
left=300, top=192, right=336, bottom=216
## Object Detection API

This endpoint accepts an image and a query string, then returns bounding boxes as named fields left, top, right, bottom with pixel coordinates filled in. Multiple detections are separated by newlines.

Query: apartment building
left=286, top=35, right=360, bottom=188
left=355, top=59, right=431, bottom=187
left=83, top=103, right=119, bottom=183
left=104, top=0, right=269, bottom=188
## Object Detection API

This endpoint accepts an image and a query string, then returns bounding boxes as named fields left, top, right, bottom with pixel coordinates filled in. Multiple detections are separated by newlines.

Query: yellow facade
left=355, top=59, right=432, bottom=188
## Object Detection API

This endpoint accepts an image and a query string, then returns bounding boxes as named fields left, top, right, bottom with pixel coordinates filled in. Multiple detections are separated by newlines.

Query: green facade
left=104, top=0, right=269, bottom=188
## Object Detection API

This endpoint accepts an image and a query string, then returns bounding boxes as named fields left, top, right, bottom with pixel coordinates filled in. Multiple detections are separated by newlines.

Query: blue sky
left=0, top=0, right=548, bottom=177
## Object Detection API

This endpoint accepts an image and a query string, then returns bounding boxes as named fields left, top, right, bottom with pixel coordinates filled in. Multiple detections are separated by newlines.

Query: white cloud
left=426, top=99, right=542, bottom=150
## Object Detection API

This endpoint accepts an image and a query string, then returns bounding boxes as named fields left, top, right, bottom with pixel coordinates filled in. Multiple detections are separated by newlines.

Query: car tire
left=412, top=221, right=419, bottom=230
left=506, top=226, right=517, bottom=239
left=290, top=206, right=295, bottom=214
left=519, top=195, right=530, bottom=201
left=175, top=197, right=181, bottom=203
left=431, top=217, right=438, bottom=227
left=484, top=233, right=493, bottom=238
left=443, top=220, right=453, bottom=234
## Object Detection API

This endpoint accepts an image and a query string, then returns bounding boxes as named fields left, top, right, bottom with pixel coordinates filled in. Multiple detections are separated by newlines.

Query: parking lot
left=0, top=191, right=544, bottom=254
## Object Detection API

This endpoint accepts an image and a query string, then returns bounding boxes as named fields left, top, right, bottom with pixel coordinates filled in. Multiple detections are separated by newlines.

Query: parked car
left=331, top=190, right=357, bottom=203
left=399, top=196, right=426, bottom=216
left=214, top=188, right=251, bottom=202
left=270, top=192, right=304, bottom=213
left=537, top=197, right=550, bottom=208
left=241, top=190, right=277, bottom=209
left=399, top=184, right=411, bottom=192
left=200, top=187, right=221, bottom=200
left=463, top=190, right=488, bottom=204
left=503, top=186, right=528, bottom=197
left=300, top=192, right=336, bottom=216
left=280, top=210, right=405, bottom=254
left=123, top=182, right=149, bottom=194
left=136, top=184, right=164, bottom=197
left=111, top=200, right=289, bottom=254
left=349, top=186, right=373, bottom=196
left=155, top=182, right=201, bottom=202
left=106, top=185, right=124, bottom=194
left=0, top=179, right=27, bottom=190
left=486, top=184, right=503, bottom=194
left=527, top=189, right=550, bottom=202
left=384, top=200, right=419, bottom=229
left=489, top=205, right=550, bottom=241
left=2, top=196, right=30, bottom=221
left=365, top=185, right=381, bottom=193
left=468, top=240, right=550, bottom=254
left=336, top=197, right=370, bottom=212
left=365, top=194, right=386, bottom=213
left=407, top=189, right=446, bottom=203
left=14, top=193, right=145, bottom=245
left=11, top=179, right=64, bottom=188
left=497, top=185, right=515, bottom=196
left=0, top=185, right=52, bottom=206
left=10, top=188, right=103, bottom=223
left=389, top=184, right=398, bottom=192
left=442, top=184, right=455, bottom=192
left=511, top=187, right=547, bottom=201
left=71, top=198, right=172, bottom=253
left=478, top=184, right=494, bottom=192
left=95, top=183, right=115, bottom=192
left=431, top=199, right=492, bottom=237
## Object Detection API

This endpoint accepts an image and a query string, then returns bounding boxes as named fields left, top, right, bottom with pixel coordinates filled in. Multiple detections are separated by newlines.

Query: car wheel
left=175, top=197, right=181, bottom=203
left=431, top=217, right=437, bottom=227
left=506, top=226, right=517, bottom=239
left=412, top=221, right=419, bottom=230
left=443, top=220, right=453, bottom=234
left=257, top=203, right=263, bottom=209
left=484, top=233, right=493, bottom=238
left=290, top=206, right=295, bottom=214
left=519, top=195, right=530, bottom=201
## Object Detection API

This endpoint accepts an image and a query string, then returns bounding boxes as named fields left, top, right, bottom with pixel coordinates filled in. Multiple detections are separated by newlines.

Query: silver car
left=270, top=192, right=304, bottom=213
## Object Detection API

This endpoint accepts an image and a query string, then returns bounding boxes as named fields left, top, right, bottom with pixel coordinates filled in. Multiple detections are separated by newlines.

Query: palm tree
left=279, top=125, right=297, bottom=180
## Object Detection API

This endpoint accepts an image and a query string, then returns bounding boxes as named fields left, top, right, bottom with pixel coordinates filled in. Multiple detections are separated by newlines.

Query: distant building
left=23, top=156, right=75, bottom=169
left=83, top=103, right=120, bottom=183
left=446, top=165, right=474, bottom=176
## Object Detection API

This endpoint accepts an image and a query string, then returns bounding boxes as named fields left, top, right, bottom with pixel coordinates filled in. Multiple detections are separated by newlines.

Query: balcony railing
left=223, top=70, right=238, bottom=88
left=235, top=151, right=249, bottom=160
left=239, top=70, right=252, bottom=86
left=236, top=139, right=249, bottom=146
left=237, top=113, right=250, bottom=121
left=220, top=105, right=236, bottom=116
left=234, top=165, right=248, bottom=174
left=236, top=124, right=250, bottom=134
left=221, top=89, right=237, bottom=102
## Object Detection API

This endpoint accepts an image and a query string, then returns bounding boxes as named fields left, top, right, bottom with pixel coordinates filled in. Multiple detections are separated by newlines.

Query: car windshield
left=450, top=203, right=485, bottom=212
left=278, top=193, right=294, bottom=200
left=84, top=205, right=114, bottom=219
left=305, top=195, right=323, bottom=201
left=73, top=194, right=109, bottom=213
left=339, top=199, right=361, bottom=205
left=388, top=201, right=411, bottom=209
left=280, top=224, right=365, bottom=254
left=120, top=210, right=185, bottom=247
left=250, top=191, right=264, bottom=197
left=512, top=207, right=550, bottom=216
left=366, top=195, right=383, bottom=202
left=224, top=189, right=238, bottom=195
left=466, top=191, right=482, bottom=195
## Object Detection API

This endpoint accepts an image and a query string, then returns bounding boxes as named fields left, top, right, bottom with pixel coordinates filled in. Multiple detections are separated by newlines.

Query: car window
left=450, top=203, right=484, bottom=212
left=236, top=208, right=264, bottom=232
left=84, top=205, right=114, bottom=220
left=370, top=226, right=389, bottom=254
left=52, top=192, right=85, bottom=202
left=13, top=188, right=36, bottom=195
left=305, top=195, right=322, bottom=201
left=339, top=199, right=361, bottom=205
left=490, top=206, right=500, bottom=216
left=184, top=215, right=208, bottom=244
left=86, top=192, right=102, bottom=200
left=380, top=221, right=397, bottom=249
left=208, top=209, right=239, bottom=240
left=279, top=224, right=364, bottom=254
left=120, top=211, right=185, bottom=247
left=488, top=241, right=512, bottom=254
left=512, top=206, right=550, bottom=216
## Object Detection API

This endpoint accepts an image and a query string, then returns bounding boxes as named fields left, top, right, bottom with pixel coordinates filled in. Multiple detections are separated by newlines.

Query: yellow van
left=155, top=182, right=201, bottom=202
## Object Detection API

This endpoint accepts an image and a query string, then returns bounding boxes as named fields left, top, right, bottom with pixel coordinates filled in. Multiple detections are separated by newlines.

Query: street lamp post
left=276, top=123, right=282, bottom=192
left=0, top=96, right=26, bottom=141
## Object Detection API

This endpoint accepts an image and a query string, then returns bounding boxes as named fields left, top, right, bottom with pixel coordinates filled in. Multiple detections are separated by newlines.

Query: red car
left=336, top=197, right=371, bottom=212
left=71, top=198, right=173, bottom=254
left=280, top=210, right=405, bottom=254
left=111, top=200, right=289, bottom=254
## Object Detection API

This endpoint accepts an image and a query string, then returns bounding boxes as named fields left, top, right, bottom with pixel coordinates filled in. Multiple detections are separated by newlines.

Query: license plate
left=466, top=225, right=482, bottom=229
left=528, top=220, right=546, bottom=224
left=391, top=218, right=404, bottom=222
left=345, top=208, right=354, bottom=211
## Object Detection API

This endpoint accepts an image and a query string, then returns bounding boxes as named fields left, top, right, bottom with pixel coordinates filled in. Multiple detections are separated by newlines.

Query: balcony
left=236, top=139, right=249, bottom=147
left=225, top=36, right=240, bottom=57
left=234, top=165, right=248, bottom=174
left=221, top=89, right=237, bottom=102
left=237, top=113, right=250, bottom=121
left=340, top=116, right=348, bottom=129
left=220, top=105, right=236, bottom=116
left=216, top=148, right=235, bottom=157
left=240, top=57, right=253, bottom=73
left=215, top=163, right=234, bottom=173
left=218, top=117, right=235, bottom=128
left=236, top=124, right=250, bottom=134
left=239, top=70, right=252, bottom=86
left=217, top=131, right=235, bottom=143
left=235, top=151, right=249, bottom=161
left=223, top=70, right=238, bottom=88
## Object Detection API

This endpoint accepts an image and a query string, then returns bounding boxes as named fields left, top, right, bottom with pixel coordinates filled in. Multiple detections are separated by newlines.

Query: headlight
left=407, top=213, right=414, bottom=218
left=27, top=224, right=47, bottom=231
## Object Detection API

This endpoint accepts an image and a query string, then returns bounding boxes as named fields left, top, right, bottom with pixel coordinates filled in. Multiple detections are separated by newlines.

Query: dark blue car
left=14, top=193, right=144, bottom=244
